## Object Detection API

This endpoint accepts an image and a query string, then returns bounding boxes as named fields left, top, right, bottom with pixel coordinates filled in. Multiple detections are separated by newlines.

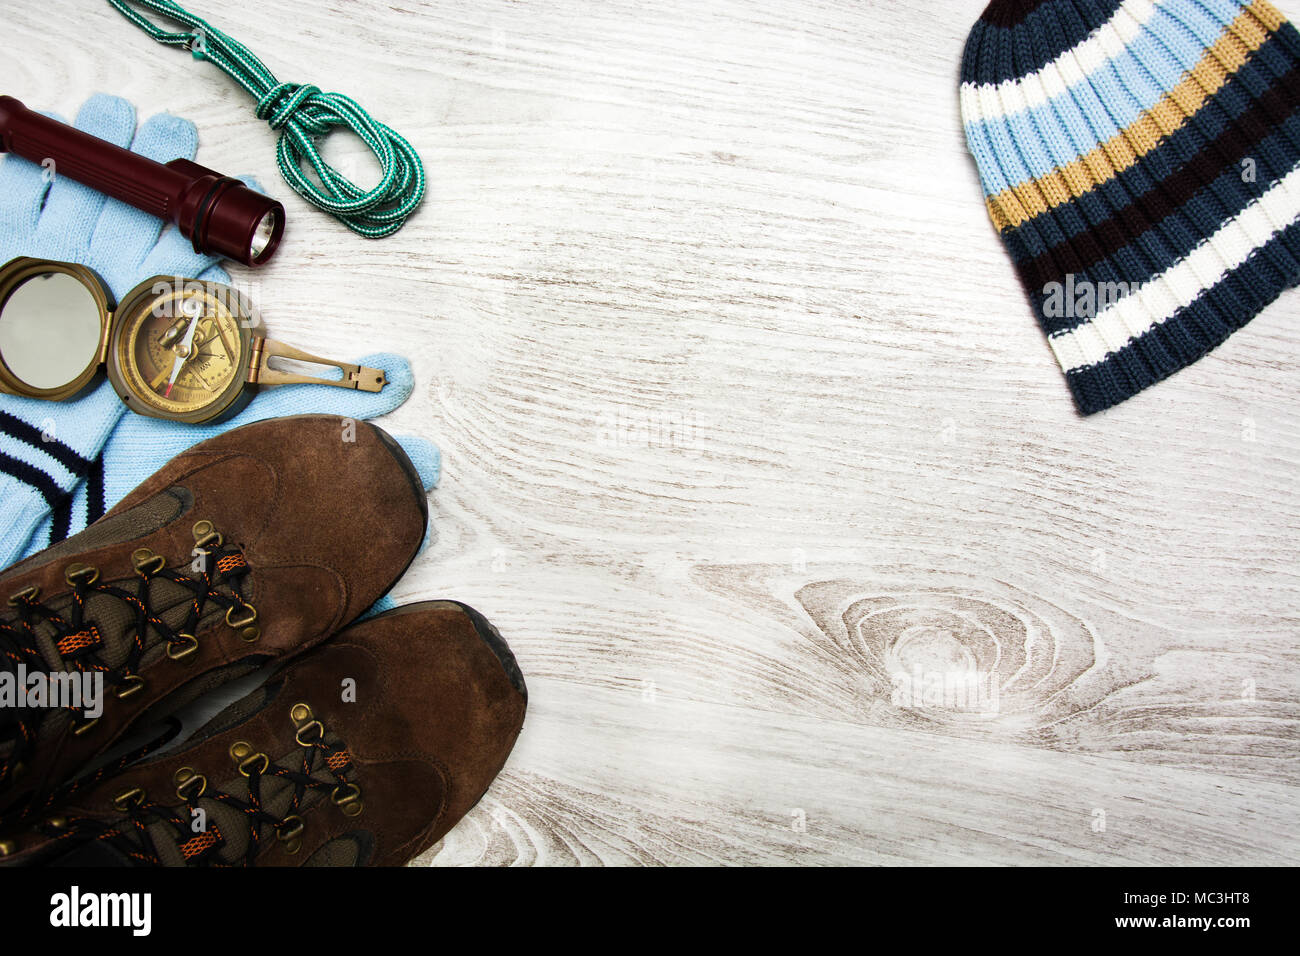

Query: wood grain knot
left=795, top=579, right=1103, bottom=738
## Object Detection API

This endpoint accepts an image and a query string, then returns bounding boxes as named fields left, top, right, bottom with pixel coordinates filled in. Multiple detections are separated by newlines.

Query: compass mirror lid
left=0, top=257, right=111, bottom=401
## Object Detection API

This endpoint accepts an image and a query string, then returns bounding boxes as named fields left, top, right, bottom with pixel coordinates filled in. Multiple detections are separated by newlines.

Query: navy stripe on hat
left=964, top=0, right=1125, bottom=85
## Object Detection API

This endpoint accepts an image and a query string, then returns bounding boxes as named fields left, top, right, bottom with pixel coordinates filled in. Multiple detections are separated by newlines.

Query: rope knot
left=108, top=0, right=425, bottom=238
left=255, top=82, right=322, bottom=132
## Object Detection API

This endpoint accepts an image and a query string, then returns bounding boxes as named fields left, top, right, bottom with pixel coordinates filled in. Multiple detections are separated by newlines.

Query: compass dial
left=113, top=283, right=248, bottom=420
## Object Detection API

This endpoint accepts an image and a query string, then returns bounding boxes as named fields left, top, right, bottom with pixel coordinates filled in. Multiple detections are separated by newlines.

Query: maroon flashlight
left=0, top=95, right=284, bottom=267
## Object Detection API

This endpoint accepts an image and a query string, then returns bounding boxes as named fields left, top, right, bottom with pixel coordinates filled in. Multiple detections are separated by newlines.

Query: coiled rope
left=106, top=0, right=426, bottom=239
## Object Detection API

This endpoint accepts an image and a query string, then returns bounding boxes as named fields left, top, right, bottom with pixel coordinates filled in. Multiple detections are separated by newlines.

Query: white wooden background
left=4, top=0, right=1298, bottom=865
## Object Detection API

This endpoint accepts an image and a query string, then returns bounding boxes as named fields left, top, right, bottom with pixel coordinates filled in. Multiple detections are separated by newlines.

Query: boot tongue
left=17, top=575, right=227, bottom=674
left=6, top=573, right=231, bottom=750
left=0, top=568, right=237, bottom=815
left=142, top=768, right=337, bottom=866
left=141, top=778, right=296, bottom=866
left=139, top=727, right=351, bottom=866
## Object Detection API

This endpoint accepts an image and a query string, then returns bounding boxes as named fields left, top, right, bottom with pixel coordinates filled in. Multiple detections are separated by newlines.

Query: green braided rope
left=105, top=0, right=425, bottom=239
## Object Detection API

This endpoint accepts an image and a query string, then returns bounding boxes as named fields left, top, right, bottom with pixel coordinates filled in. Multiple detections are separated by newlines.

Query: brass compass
left=0, top=257, right=385, bottom=424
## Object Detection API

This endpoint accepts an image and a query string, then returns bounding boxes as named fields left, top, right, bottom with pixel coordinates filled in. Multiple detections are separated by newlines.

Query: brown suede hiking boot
left=0, top=601, right=526, bottom=866
left=0, top=415, right=427, bottom=825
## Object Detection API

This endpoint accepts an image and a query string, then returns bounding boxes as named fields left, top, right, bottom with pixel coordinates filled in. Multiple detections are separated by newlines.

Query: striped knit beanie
left=961, top=0, right=1300, bottom=414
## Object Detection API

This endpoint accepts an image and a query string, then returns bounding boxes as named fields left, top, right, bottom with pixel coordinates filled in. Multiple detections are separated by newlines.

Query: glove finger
left=392, top=433, right=440, bottom=491
left=391, top=434, right=438, bottom=558
left=136, top=219, right=226, bottom=278
left=132, top=172, right=263, bottom=279
left=359, top=594, right=399, bottom=620
left=0, top=141, right=55, bottom=247
left=87, top=112, right=201, bottom=293
left=196, top=259, right=232, bottom=287
left=30, top=96, right=137, bottom=263
left=356, top=434, right=441, bottom=616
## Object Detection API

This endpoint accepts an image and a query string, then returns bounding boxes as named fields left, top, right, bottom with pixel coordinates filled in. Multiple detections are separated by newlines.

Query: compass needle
left=159, top=296, right=205, bottom=398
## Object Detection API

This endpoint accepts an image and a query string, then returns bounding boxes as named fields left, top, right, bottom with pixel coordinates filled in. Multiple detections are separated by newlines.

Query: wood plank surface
left=4, top=0, right=1297, bottom=865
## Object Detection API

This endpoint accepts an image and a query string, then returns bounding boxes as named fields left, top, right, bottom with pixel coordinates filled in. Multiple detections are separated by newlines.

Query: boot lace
left=37, top=702, right=361, bottom=866
left=0, top=520, right=257, bottom=803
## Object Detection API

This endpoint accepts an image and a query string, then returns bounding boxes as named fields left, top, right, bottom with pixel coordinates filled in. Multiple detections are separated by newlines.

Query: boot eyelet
left=0, top=838, right=15, bottom=856
left=112, top=787, right=146, bottom=811
left=229, top=741, right=269, bottom=777
left=64, top=563, right=100, bottom=587
left=276, top=814, right=305, bottom=854
left=238, top=753, right=269, bottom=777
left=225, top=604, right=257, bottom=628
left=7, top=585, right=39, bottom=606
left=294, top=719, right=324, bottom=747
left=131, top=548, right=166, bottom=575
left=45, top=816, right=68, bottom=830
left=72, top=716, right=100, bottom=736
left=173, top=767, right=208, bottom=800
left=240, top=625, right=261, bottom=643
left=192, top=520, right=224, bottom=549
left=331, top=783, right=363, bottom=816
left=116, top=674, right=146, bottom=699
left=166, top=634, right=199, bottom=662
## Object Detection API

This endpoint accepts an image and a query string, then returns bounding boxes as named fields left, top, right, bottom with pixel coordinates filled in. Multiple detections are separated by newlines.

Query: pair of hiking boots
left=0, top=416, right=526, bottom=866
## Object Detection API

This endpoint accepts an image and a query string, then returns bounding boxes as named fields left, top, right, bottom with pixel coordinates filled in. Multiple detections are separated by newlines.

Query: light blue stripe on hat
left=965, top=0, right=1247, bottom=195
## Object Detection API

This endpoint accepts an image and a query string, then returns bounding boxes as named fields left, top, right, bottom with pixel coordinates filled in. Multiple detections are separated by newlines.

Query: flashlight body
left=0, top=96, right=284, bottom=266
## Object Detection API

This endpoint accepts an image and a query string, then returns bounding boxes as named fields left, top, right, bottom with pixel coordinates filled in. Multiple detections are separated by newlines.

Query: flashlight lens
left=249, top=210, right=279, bottom=261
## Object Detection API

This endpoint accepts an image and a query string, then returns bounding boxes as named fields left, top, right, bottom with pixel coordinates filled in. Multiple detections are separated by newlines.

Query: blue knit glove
left=23, top=350, right=440, bottom=558
left=0, top=94, right=227, bottom=565
left=0, top=95, right=438, bottom=570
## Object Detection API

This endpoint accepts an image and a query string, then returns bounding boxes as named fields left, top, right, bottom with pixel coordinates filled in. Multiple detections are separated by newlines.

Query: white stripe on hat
left=1048, top=159, right=1300, bottom=372
left=959, top=0, right=1160, bottom=123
